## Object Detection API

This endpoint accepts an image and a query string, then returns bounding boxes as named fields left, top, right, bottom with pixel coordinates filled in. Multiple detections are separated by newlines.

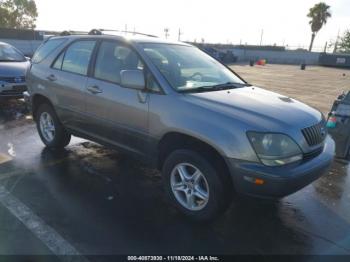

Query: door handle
left=87, top=85, right=103, bottom=94
left=47, top=74, right=57, bottom=82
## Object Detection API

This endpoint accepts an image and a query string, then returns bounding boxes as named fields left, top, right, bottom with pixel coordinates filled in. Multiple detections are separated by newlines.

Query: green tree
left=0, top=0, right=38, bottom=29
left=307, top=2, right=331, bottom=51
left=338, top=30, right=350, bottom=53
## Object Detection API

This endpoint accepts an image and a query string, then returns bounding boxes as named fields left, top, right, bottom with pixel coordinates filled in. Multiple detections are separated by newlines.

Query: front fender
left=149, top=93, right=259, bottom=162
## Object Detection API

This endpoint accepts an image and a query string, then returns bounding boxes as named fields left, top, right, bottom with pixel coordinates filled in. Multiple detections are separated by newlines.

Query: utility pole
left=260, top=29, right=264, bottom=46
left=324, top=41, right=328, bottom=53
left=333, top=29, right=340, bottom=53
left=178, top=28, right=183, bottom=41
left=124, top=24, right=128, bottom=35
left=164, top=28, right=169, bottom=39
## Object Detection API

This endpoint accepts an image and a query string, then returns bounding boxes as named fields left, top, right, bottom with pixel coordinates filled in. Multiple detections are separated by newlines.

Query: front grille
left=301, top=121, right=327, bottom=146
left=0, top=76, right=25, bottom=83
left=303, top=146, right=323, bottom=162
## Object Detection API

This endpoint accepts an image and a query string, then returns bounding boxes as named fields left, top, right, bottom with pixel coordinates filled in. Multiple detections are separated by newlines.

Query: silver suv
left=26, top=31, right=334, bottom=220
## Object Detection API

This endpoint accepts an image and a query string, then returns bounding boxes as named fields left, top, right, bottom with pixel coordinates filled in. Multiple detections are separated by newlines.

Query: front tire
left=162, top=149, right=232, bottom=221
left=36, top=104, right=71, bottom=148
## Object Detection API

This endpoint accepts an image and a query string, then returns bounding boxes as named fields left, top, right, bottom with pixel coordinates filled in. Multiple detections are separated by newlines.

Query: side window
left=94, top=41, right=144, bottom=84
left=52, top=52, right=64, bottom=70
left=32, top=38, right=66, bottom=64
left=62, top=41, right=96, bottom=76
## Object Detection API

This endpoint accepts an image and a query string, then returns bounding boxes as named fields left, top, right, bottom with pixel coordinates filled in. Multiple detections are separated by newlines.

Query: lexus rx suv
left=0, top=42, right=29, bottom=99
left=25, top=31, right=334, bottom=220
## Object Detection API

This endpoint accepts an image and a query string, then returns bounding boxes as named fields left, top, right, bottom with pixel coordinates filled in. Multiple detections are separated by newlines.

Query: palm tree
left=307, top=2, right=331, bottom=51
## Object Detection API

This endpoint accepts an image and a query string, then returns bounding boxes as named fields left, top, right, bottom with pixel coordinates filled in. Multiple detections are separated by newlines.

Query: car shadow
left=33, top=143, right=315, bottom=255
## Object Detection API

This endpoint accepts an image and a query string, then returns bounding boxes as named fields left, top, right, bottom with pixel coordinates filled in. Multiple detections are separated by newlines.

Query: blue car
left=0, top=42, right=30, bottom=99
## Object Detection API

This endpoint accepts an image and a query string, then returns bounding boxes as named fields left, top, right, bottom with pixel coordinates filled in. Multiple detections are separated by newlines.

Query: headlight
left=247, top=132, right=302, bottom=166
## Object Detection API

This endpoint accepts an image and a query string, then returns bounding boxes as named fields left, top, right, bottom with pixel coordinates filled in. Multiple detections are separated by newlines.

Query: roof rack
left=98, top=29, right=158, bottom=38
left=59, top=30, right=91, bottom=36
left=59, top=29, right=157, bottom=38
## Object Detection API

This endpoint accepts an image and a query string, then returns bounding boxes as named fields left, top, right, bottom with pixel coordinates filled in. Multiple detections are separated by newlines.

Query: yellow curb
left=0, top=153, right=12, bottom=165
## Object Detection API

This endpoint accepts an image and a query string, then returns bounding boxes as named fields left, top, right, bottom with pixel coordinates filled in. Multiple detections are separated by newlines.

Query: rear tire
left=162, top=149, right=232, bottom=221
left=36, top=104, right=71, bottom=148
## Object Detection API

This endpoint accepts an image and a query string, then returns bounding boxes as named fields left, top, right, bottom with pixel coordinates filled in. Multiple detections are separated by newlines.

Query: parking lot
left=232, top=64, right=350, bottom=115
left=0, top=64, right=350, bottom=259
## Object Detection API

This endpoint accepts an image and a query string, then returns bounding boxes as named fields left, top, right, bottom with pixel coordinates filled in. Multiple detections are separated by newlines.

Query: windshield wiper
left=210, top=82, right=251, bottom=90
left=178, top=86, right=213, bottom=93
left=178, top=82, right=251, bottom=93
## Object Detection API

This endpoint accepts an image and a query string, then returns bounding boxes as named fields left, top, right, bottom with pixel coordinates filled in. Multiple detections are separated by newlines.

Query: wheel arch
left=32, top=94, right=55, bottom=121
left=157, top=132, right=233, bottom=187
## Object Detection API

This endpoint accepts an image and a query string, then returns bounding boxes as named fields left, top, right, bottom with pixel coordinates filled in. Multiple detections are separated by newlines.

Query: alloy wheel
left=170, top=163, right=210, bottom=211
left=39, top=112, right=55, bottom=142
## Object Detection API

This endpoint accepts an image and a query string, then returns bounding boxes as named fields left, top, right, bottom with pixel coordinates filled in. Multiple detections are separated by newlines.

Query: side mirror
left=120, top=70, right=145, bottom=90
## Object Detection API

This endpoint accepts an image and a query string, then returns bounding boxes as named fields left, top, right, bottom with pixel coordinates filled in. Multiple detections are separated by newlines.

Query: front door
left=84, top=40, right=149, bottom=155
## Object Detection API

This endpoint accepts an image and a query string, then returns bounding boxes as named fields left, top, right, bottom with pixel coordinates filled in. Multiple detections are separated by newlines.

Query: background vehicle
left=198, top=45, right=238, bottom=64
left=26, top=31, right=334, bottom=220
left=0, top=42, right=30, bottom=99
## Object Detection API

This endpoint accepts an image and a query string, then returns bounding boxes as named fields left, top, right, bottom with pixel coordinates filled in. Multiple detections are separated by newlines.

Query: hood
left=0, top=61, right=30, bottom=77
left=185, top=86, right=322, bottom=131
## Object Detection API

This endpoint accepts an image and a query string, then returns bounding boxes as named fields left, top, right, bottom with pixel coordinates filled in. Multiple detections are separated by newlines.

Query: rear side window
left=61, top=41, right=96, bottom=76
left=32, top=38, right=66, bottom=64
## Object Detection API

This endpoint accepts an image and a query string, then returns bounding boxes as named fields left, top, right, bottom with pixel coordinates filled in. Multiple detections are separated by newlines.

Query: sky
left=35, top=0, right=350, bottom=49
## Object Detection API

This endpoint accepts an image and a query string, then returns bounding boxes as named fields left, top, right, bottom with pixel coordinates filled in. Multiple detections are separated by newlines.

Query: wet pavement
left=0, top=95, right=350, bottom=259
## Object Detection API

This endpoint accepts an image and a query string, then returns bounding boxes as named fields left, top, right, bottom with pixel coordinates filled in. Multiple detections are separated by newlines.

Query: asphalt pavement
left=0, top=97, right=350, bottom=261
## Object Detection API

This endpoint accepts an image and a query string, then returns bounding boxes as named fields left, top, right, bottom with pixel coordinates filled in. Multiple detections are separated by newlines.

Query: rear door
left=84, top=40, right=149, bottom=155
left=49, top=40, right=96, bottom=130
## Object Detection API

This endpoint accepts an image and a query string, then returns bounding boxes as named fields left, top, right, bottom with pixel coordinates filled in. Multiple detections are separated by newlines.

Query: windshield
left=0, top=44, right=26, bottom=62
left=142, top=43, right=245, bottom=92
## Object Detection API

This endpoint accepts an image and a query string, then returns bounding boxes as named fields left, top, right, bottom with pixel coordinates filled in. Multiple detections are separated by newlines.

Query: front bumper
left=226, top=135, right=335, bottom=198
left=0, top=82, right=27, bottom=98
